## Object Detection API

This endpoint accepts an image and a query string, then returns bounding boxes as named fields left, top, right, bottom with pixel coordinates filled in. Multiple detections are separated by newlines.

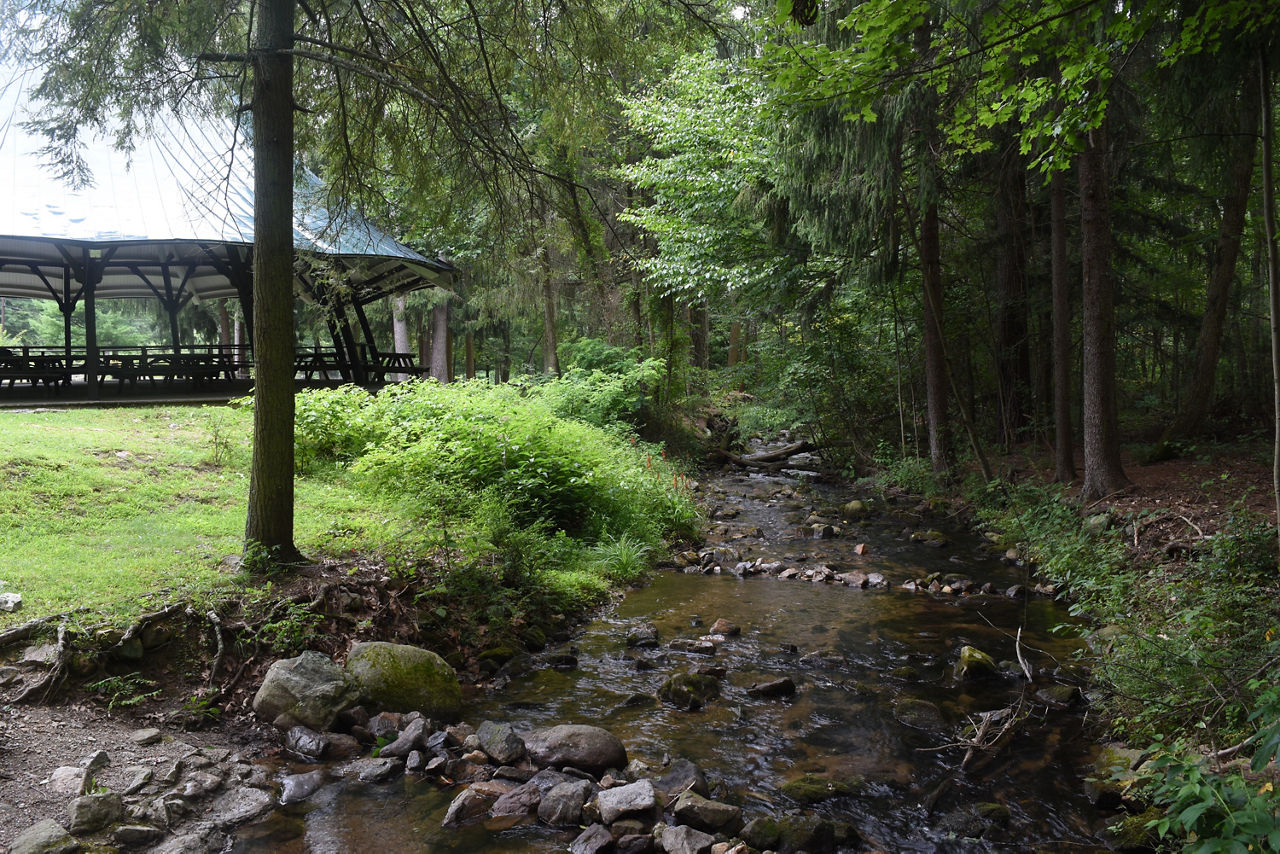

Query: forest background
left=4, top=0, right=1280, bottom=846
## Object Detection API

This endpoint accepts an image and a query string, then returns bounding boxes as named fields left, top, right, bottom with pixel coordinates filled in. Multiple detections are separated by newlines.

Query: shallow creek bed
left=227, top=461, right=1122, bottom=853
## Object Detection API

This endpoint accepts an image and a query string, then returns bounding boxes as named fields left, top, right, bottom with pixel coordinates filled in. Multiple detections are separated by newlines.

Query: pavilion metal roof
left=0, top=64, right=452, bottom=306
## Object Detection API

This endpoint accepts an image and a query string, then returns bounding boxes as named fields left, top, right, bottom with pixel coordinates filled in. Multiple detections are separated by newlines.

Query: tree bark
left=244, top=0, right=303, bottom=564
left=994, top=139, right=1031, bottom=448
left=1259, top=54, right=1280, bottom=547
left=542, top=273, right=560, bottom=376
left=1078, top=121, right=1130, bottom=501
left=1165, top=66, right=1261, bottom=441
left=430, top=292, right=450, bottom=382
left=464, top=329, right=475, bottom=380
left=1051, top=168, right=1076, bottom=482
left=391, top=294, right=410, bottom=381
left=921, top=200, right=949, bottom=475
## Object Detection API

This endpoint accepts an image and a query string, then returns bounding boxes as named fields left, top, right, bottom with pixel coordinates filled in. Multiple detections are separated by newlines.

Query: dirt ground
left=0, top=440, right=1273, bottom=851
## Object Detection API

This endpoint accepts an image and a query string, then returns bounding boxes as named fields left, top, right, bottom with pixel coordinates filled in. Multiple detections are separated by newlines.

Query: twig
left=1177, top=514, right=1207, bottom=540
left=1015, top=627, right=1034, bottom=681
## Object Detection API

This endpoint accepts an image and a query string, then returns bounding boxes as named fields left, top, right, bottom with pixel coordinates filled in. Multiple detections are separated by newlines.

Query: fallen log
left=713, top=440, right=819, bottom=471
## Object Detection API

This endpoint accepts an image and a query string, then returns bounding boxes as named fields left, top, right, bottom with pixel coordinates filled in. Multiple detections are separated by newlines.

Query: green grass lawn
left=0, top=404, right=410, bottom=625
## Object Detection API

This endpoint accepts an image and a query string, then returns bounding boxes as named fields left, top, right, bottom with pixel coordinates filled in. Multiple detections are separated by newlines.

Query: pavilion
left=0, top=63, right=453, bottom=397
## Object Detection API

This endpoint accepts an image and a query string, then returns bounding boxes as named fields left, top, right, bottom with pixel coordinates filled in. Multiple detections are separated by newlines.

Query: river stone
left=668, top=638, right=717, bottom=656
left=379, top=717, right=429, bottom=758
left=10, top=819, right=78, bottom=854
left=596, top=778, right=657, bottom=823
left=477, top=720, right=526, bottom=764
left=345, top=641, right=462, bottom=720
left=252, top=650, right=360, bottom=731
left=741, top=816, right=782, bottom=850
left=955, top=645, right=999, bottom=680
left=656, top=823, right=716, bottom=854
left=284, top=725, right=329, bottom=761
left=113, top=824, right=164, bottom=846
left=346, top=756, right=404, bottom=783
left=442, top=787, right=492, bottom=826
left=658, top=672, right=720, bottom=711
left=672, top=791, right=742, bottom=833
left=537, top=777, right=596, bottom=826
left=68, top=791, right=124, bottom=835
left=709, top=618, right=740, bottom=636
left=523, top=724, right=627, bottom=775
left=654, top=758, right=710, bottom=799
left=280, top=769, right=326, bottom=805
left=616, top=834, right=655, bottom=854
left=747, top=676, right=796, bottom=698
left=627, top=623, right=660, bottom=648
left=570, top=824, right=615, bottom=854
left=47, top=766, right=88, bottom=795
left=893, top=697, right=944, bottom=730
left=843, top=499, right=871, bottom=518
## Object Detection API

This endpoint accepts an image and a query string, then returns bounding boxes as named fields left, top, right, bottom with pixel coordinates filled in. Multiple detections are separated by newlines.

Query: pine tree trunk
left=1078, top=122, right=1130, bottom=502
left=1166, top=67, right=1261, bottom=441
left=392, top=294, right=410, bottom=381
left=430, top=293, right=450, bottom=383
left=921, top=201, right=949, bottom=475
left=464, top=329, right=475, bottom=380
left=1051, top=169, right=1077, bottom=482
left=543, top=274, right=560, bottom=376
left=1259, top=54, right=1280, bottom=546
left=244, top=0, right=302, bottom=563
left=994, top=140, right=1031, bottom=448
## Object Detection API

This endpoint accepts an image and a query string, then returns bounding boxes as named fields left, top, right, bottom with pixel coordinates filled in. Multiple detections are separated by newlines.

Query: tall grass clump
left=293, top=377, right=700, bottom=628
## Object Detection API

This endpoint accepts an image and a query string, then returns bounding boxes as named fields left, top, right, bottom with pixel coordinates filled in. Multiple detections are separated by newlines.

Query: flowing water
left=233, top=462, right=1114, bottom=852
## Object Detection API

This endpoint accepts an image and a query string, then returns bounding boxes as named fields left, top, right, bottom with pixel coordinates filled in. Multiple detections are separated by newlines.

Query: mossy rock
left=890, top=665, right=920, bottom=681
left=741, top=816, right=782, bottom=850
left=780, top=773, right=858, bottom=805
left=345, top=641, right=462, bottom=721
left=658, top=671, right=721, bottom=711
left=954, top=645, right=999, bottom=680
left=1110, top=806, right=1161, bottom=849
left=893, top=697, right=944, bottom=730
left=842, top=499, right=872, bottom=519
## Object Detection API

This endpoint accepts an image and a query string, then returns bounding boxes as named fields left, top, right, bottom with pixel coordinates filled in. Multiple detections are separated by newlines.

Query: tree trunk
left=542, top=274, right=560, bottom=376
left=244, top=0, right=303, bottom=564
left=994, top=139, right=1031, bottom=448
left=464, top=329, right=475, bottom=380
left=430, top=292, right=450, bottom=383
left=1259, top=54, right=1280, bottom=547
left=1078, top=121, right=1130, bottom=501
left=921, top=201, right=949, bottom=475
left=391, top=294, right=410, bottom=381
left=218, top=299, right=232, bottom=349
left=1051, top=168, right=1077, bottom=482
left=1165, top=66, right=1261, bottom=441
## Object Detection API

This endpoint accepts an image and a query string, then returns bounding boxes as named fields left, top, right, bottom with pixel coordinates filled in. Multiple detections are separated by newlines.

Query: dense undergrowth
left=288, top=362, right=700, bottom=652
left=871, top=460, right=1280, bottom=850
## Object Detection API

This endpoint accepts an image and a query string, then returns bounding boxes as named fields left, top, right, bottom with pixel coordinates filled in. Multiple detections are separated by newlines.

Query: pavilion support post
left=352, top=299, right=380, bottom=358
left=332, top=297, right=365, bottom=384
left=62, top=266, right=73, bottom=360
left=80, top=249, right=104, bottom=399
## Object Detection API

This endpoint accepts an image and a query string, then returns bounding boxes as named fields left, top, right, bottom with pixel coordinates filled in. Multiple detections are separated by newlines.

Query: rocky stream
left=5, top=441, right=1126, bottom=854
left=229, top=446, right=1117, bottom=853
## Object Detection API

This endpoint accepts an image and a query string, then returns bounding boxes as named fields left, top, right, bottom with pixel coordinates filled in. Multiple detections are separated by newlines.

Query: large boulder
left=252, top=650, right=360, bottom=731
left=345, top=641, right=462, bottom=721
left=10, top=819, right=78, bottom=854
left=523, top=724, right=627, bottom=775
